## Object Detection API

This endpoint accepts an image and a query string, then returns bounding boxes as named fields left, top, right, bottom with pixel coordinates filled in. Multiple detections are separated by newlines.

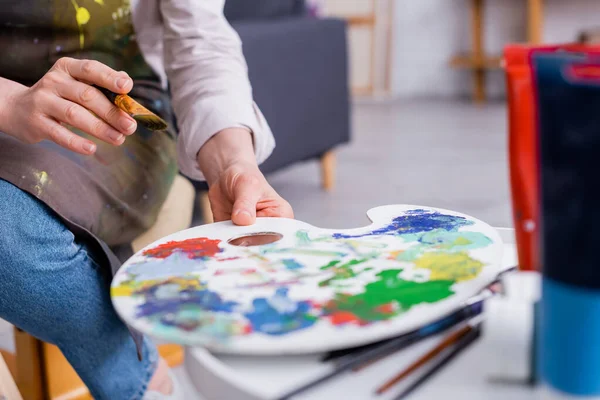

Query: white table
left=184, top=228, right=577, bottom=400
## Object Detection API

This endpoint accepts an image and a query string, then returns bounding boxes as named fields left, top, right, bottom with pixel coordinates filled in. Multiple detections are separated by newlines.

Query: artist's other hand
left=197, top=128, right=294, bottom=225
left=0, top=57, right=137, bottom=155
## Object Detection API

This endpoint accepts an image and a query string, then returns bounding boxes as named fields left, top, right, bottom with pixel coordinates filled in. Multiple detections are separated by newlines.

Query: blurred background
left=193, top=0, right=600, bottom=232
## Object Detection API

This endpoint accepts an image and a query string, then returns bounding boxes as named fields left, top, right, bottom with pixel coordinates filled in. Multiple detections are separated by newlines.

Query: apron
left=0, top=0, right=179, bottom=357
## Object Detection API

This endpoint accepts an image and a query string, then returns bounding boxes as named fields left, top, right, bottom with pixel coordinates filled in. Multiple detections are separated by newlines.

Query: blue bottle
left=535, top=52, right=600, bottom=397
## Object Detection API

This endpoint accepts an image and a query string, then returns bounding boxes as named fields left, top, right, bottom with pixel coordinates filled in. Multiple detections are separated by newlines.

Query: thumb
left=231, top=179, right=260, bottom=226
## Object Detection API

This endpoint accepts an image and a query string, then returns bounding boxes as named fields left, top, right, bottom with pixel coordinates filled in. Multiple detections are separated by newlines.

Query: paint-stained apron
left=0, top=0, right=179, bottom=357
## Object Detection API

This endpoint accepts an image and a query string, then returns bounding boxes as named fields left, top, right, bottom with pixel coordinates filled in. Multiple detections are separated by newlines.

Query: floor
left=266, top=99, right=511, bottom=230
left=0, top=99, right=511, bottom=398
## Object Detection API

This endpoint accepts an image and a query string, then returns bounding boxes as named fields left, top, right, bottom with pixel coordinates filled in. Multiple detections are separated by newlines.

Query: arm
left=159, top=0, right=275, bottom=181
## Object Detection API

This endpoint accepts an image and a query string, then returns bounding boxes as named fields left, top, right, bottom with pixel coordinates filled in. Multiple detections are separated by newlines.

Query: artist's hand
left=0, top=57, right=137, bottom=155
left=197, top=128, right=294, bottom=225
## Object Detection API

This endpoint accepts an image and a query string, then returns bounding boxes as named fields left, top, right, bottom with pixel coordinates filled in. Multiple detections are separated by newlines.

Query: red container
left=504, top=43, right=599, bottom=271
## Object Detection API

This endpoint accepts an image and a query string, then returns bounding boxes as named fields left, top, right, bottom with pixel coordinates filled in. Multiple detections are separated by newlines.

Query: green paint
left=325, top=269, right=454, bottom=322
left=320, top=260, right=342, bottom=270
left=296, top=230, right=312, bottom=246
left=319, top=259, right=368, bottom=287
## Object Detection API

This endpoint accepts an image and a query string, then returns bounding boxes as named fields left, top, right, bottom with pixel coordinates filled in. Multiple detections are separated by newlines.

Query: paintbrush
left=276, top=298, right=485, bottom=400
left=391, top=323, right=483, bottom=400
left=376, top=318, right=479, bottom=394
left=93, top=85, right=168, bottom=131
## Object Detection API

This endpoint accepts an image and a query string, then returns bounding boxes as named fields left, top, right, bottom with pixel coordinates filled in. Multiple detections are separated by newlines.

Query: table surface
left=184, top=228, right=578, bottom=400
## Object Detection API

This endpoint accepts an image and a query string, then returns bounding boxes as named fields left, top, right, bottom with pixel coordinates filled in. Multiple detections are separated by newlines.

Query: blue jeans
left=0, top=179, right=158, bottom=399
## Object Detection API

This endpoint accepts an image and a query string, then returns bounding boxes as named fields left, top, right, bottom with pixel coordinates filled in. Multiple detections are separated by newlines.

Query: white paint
left=391, top=0, right=600, bottom=98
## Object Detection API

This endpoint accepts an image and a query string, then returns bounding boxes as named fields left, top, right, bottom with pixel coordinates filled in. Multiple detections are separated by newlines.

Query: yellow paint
left=111, top=286, right=133, bottom=297
left=112, top=276, right=205, bottom=297
left=33, top=170, right=49, bottom=196
left=76, top=7, right=90, bottom=24
left=70, top=0, right=90, bottom=48
left=414, top=252, right=483, bottom=282
left=453, top=237, right=472, bottom=246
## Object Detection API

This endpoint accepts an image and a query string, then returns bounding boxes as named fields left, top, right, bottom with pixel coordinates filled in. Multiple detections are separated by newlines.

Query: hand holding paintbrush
left=93, top=85, right=168, bottom=131
left=0, top=57, right=165, bottom=156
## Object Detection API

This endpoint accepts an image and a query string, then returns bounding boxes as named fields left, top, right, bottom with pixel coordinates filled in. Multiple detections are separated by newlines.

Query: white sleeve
left=159, top=0, right=275, bottom=181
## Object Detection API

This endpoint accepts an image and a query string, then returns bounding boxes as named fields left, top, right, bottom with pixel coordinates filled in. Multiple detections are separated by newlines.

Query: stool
left=2, top=174, right=195, bottom=400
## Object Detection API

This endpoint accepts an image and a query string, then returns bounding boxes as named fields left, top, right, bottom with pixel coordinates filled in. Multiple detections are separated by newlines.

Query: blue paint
left=282, top=258, right=304, bottom=270
left=333, top=209, right=473, bottom=239
left=136, top=284, right=238, bottom=318
left=244, top=288, right=316, bottom=335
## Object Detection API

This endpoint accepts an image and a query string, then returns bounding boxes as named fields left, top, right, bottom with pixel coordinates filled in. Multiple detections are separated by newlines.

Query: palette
left=111, top=205, right=503, bottom=355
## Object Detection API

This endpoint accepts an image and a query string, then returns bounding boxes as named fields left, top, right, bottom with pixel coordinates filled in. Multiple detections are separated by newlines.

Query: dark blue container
left=535, top=52, right=600, bottom=396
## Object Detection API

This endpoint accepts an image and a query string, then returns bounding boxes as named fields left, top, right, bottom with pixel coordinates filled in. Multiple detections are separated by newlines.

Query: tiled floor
left=0, top=99, right=510, bottom=399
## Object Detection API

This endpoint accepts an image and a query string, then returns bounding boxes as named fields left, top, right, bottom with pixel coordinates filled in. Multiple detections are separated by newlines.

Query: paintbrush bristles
left=114, top=94, right=168, bottom=131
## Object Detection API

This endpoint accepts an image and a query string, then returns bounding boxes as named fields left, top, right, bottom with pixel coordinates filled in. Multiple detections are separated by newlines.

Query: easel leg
left=527, top=0, right=544, bottom=44
left=471, top=0, right=486, bottom=103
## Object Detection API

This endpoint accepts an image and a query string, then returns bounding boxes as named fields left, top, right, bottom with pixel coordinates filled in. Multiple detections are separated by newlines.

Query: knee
left=0, top=179, right=110, bottom=340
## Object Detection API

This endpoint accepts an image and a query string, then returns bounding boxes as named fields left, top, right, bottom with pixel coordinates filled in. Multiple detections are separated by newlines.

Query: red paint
left=216, top=257, right=240, bottom=262
left=242, top=268, right=257, bottom=275
left=375, top=303, right=396, bottom=315
left=329, top=311, right=361, bottom=326
left=143, top=237, right=222, bottom=259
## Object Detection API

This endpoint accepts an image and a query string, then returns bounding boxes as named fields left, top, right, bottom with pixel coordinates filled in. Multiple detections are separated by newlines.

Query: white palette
left=111, top=205, right=503, bottom=355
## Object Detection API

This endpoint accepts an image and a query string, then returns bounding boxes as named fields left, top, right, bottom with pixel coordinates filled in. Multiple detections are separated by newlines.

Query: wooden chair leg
left=0, top=350, right=22, bottom=400
left=321, top=151, right=336, bottom=191
left=14, top=328, right=44, bottom=400
left=13, top=328, right=185, bottom=400
left=200, top=191, right=214, bottom=224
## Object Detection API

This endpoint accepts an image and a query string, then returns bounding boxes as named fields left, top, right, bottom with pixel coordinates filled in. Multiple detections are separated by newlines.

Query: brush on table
left=93, top=85, right=168, bottom=131
left=276, top=296, right=486, bottom=400
left=391, top=323, right=483, bottom=400
left=277, top=268, right=515, bottom=400
left=376, top=318, right=482, bottom=395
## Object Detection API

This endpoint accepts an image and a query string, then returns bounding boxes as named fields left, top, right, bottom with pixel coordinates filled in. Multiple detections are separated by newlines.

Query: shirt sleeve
left=159, top=0, right=275, bottom=181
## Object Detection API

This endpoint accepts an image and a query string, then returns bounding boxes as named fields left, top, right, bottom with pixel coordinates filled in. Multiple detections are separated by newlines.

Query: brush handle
left=393, top=326, right=482, bottom=400
left=92, top=85, right=119, bottom=104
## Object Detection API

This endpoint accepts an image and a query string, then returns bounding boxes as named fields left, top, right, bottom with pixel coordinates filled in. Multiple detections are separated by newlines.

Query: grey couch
left=194, top=0, right=351, bottom=220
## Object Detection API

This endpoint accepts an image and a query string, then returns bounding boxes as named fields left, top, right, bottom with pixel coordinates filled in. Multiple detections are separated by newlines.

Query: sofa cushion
left=224, top=0, right=306, bottom=21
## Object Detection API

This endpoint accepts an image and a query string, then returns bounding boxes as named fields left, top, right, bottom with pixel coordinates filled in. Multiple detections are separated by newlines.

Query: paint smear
left=324, top=269, right=454, bottom=325
left=244, top=288, right=317, bottom=335
left=282, top=258, right=304, bottom=270
left=414, top=251, right=484, bottom=282
left=319, top=258, right=369, bottom=287
left=33, top=170, right=49, bottom=196
left=333, top=209, right=473, bottom=239
left=143, top=237, right=222, bottom=259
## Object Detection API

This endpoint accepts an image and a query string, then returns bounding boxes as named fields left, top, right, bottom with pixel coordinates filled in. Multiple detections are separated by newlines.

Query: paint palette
left=111, top=205, right=503, bottom=355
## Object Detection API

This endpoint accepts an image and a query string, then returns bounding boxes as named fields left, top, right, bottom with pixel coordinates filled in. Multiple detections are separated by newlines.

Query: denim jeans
left=0, top=179, right=158, bottom=400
